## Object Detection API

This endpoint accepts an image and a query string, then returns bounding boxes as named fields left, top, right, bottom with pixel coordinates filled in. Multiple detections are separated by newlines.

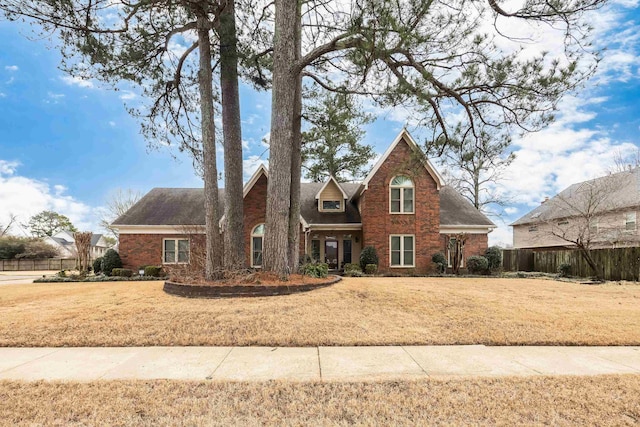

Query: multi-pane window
left=252, top=224, right=265, bottom=267
left=390, top=176, right=414, bottom=213
left=163, top=239, right=189, bottom=264
left=322, top=200, right=341, bottom=210
left=625, top=212, right=636, bottom=231
left=390, top=235, right=414, bottom=267
left=311, top=239, right=321, bottom=262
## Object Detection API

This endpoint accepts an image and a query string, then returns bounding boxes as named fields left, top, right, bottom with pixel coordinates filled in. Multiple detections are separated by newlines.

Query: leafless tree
left=100, top=189, right=142, bottom=238
left=0, top=213, right=17, bottom=237
left=537, top=177, right=621, bottom=279
left=73, top=231, right=92, bottom=274
left=609, top=147, right=640, bottom=173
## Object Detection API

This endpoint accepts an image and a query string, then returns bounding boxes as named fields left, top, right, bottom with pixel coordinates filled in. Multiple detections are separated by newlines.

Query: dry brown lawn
left=0, top=277, right=639, bottom=346
left=1, top=375, right=639, bottom=425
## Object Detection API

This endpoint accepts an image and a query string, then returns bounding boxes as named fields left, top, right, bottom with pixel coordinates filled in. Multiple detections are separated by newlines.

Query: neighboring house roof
left=511, top=168, right=640, bottom=226
left=111, top=184, right=493, bottom=229
left=90, top=234, right=108, bottom=247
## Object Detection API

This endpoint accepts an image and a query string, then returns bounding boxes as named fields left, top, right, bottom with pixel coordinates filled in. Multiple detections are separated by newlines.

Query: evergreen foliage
left=101, top=249, right=123, bottom=276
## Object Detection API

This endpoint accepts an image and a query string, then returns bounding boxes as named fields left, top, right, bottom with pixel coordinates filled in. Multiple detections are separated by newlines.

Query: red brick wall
left=243, top=174, right=268, bottom=266
left=360, top=138, right=441, bottom=273
left=439, top=234, right=489, bottom=261
left=119, top=233, right=205, bottom=270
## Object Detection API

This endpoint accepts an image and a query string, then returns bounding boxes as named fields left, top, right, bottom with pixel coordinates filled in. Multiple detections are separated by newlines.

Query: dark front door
left=325, top=240, right=338, bottom=269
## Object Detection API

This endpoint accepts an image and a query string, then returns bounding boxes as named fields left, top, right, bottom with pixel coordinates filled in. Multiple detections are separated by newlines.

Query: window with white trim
left=251, top=224, right=265, bottom=267
left=390, top=235, right=414, bottom=267
left=625, top=212, right=636, bottom=231
left=163, top=238, right=189, bottom=264
left=322, top=200, right=341, bottom=210
left=390, top=175, right=414, bottom=213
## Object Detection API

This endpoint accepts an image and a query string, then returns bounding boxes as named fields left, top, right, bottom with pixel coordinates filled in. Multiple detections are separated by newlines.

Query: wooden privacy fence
left=502, top=249, right=534, bottom=272
left=0, top=258, right=77, bottom=272
left=502, top=247, right=640, bottom=281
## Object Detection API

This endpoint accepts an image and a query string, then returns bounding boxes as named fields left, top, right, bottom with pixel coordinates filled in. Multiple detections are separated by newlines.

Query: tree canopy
left=27, top=211, right=76, bottom=238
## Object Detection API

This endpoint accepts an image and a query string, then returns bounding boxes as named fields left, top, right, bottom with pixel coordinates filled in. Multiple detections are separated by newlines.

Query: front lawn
left=0, top=277, right=639, bottom=346
left=1, top=376, right=639, bottom=425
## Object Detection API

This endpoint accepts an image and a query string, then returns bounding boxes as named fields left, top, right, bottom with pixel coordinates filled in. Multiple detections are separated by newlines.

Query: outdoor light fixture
left=139, top=268, right=145, bottom=276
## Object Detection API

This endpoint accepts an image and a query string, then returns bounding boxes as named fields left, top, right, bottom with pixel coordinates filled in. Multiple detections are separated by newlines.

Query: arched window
left=390, top=175, right=414, bottom=213
left=251, top=224, right=265, bottom=267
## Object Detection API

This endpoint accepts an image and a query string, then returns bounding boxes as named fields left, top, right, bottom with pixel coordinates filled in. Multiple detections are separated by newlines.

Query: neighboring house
left=511, top=167, right=640, bottom=249
left=112, top=130, right=495, bottom=273
left=44, top=230, right=111, bottom=259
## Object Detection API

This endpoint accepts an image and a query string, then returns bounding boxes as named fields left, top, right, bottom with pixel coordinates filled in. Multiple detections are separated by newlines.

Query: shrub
left=359, top=246, right=379, bottom=271
left=558, top=263, right=571, bottom=277
left=343, top=263, right=361, bottom=273
left=485, top=246, right=502, bottom=271
left=0, top=236, right=26, bottom=260
left=365, top=264, right=378, bottom=275
left=111, top=268, right=133, bottom=277
left=144, top=265, right=164, bottom=277
left=92, top=257, right=103, bottom=274
left=467, top=255, right=489, bottom=274
left=56, top=270, right=67, bottom=278
left=301, top=262, right=329, bottom=278
left=101, top=249, right=123, bottom=276
left=300, top=254, right=313, bottom=265
left=432, top=252, right=447, bottom=273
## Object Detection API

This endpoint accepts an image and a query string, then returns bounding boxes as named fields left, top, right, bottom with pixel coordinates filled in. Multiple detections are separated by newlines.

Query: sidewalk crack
left=206, top=347, right=234, bottom=380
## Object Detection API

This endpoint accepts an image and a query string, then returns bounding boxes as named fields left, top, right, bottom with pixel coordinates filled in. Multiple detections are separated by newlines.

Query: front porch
left=304, top=229, right=362, bottom=271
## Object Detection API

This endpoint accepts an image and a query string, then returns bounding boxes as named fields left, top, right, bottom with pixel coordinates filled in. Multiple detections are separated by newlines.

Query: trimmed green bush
left=359, top=246, right=379, bottom=271
left=558, top=263, right=571, bottom=277
left=365, top=264, right=378, bottom=275
left=111, top=268, right=133, bottom=277
left=101, top=249, right=123, bottom=276
left=343, top=263, right=361, bottom=273
left=143, top=265, right=164, bottom=277
left=92, top=257, right=103, bottom=274
left=432, top=252, right=447, bottom=273
left=485, top=246, right=502, bottom=271
left=467, top=255, right=489, bottom=274
left=301, top=262, right=329, bottom=278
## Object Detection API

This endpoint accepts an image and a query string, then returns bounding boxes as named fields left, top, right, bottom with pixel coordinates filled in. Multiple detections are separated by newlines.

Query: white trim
left=439, top=225, right=495, bottom=234
left=243, top=164, right=268, bottom=198
left=389, top=175, right=415, bottom=214
left=315, top=175, right=349, bottom=200
left=250, top=223, right=264, bottom=268
left=308, top=223, right=363, bottom=231
left=358, top=129, right=444, bottom=197
left=162, top=237, right=190, bottom=265
left=389, top=234, right=415, bottom=268
left=116, top=225, right=205, bottom=234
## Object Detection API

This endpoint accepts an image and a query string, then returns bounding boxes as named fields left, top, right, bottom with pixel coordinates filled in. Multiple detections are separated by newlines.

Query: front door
left=325, top=240, right=338, bottom=269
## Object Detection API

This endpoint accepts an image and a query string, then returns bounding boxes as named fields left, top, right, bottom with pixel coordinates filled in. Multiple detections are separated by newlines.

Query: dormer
left=316, top=175, right=348, bottom=213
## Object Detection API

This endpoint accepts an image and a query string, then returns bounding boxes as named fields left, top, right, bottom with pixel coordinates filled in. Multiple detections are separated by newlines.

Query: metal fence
left=502, top=247, right=640, bottom=281
left=0, top=258, right=77, bottom=271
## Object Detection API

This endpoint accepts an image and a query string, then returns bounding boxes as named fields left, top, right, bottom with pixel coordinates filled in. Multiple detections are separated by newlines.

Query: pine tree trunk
left=197, top=13, right=223, bottom=281
left=288, top=1, right=302, bottom=270
left=219, top=0, right=244, bottom=270
left=264, top=0, right=297, bottom=275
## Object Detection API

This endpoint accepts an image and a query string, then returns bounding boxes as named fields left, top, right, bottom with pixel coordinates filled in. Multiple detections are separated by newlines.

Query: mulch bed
left=163, top=273, right=341, bottom=298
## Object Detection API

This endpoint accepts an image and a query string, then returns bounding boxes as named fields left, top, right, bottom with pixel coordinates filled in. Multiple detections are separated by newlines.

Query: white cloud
left=108, top=121, right=116, bottom=127
left=0, top=161, right=95, bottom=234
left=60, top=75, right=95, bottom=89
left=242, top=155, right=268, bottom=181
left=119, top=91, right=136, bottom=100
left=0, top=92, right=6, bottom=98
left=4, top=65, right=18, bottom=72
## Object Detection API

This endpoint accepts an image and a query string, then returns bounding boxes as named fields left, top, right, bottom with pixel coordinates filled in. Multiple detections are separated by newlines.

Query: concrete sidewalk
left=1, top=345, right=639, bottom=382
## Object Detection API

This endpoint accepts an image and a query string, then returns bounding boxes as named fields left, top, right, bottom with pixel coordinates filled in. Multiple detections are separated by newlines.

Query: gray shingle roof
left=113, top=184, right=492, bottom=228
left=511, top=167, right=640, bottom=226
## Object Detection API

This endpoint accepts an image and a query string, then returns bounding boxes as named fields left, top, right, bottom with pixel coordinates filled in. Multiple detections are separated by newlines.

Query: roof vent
left=541, top=196, right=549, bottom=204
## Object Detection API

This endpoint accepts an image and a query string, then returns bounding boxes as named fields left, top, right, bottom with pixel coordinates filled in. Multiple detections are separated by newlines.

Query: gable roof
left=511, top=168, right=640, bottom=226
left=357, top=129, right=444, bottom=197
left=243, top=164, right=268, bottom=197
left=439, top=186, right=495, bottom=227
left=315, top=175, right=348, bottom=200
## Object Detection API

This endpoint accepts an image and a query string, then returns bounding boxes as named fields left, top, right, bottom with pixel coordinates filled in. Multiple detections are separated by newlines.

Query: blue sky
left=1, top=1, right=639, bottom=246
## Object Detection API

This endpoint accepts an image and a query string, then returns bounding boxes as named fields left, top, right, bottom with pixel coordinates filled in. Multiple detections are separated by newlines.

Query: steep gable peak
left=357, top=129, right=444, bottom=196
left=243, top=164, right=268, bottom=198
left=315, top=175, right=348, bottom=200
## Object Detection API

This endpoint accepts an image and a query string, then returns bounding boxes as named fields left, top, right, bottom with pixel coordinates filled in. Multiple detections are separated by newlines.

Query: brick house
left=113, top=129, right=495, bottom=273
